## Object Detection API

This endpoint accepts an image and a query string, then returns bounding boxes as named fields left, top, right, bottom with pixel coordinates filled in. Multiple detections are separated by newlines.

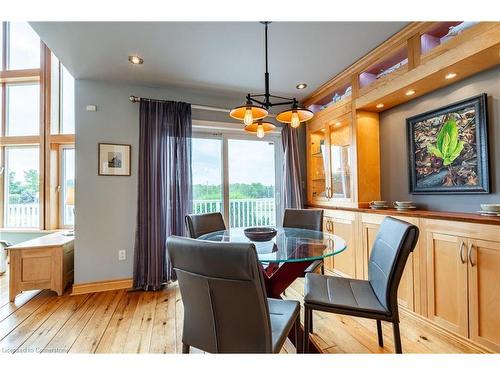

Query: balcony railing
left=193, top=198, right=276, bottom=228
left=5, top=204, right=74, bottom=228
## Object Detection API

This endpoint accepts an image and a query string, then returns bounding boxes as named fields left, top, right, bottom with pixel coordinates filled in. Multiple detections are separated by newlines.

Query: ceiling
left=30, top=22, right=407, bottom=100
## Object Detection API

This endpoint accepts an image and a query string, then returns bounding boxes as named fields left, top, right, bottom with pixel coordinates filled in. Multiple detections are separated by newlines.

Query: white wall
left=74, top=80, right=244, bottom=283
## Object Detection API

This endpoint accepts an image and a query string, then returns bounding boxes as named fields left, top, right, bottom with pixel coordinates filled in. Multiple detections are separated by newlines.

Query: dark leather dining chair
left=282, top=208, right=324, bottom=275
left=167, top=236, right=301, bottom=353
left=303, top=217, right=419, bottom=353
left=185, top=212, right=226, bottom=239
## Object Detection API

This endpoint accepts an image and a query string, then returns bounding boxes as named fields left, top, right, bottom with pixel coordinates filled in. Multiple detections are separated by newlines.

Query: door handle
left=459, top=241, right=466, bottom=264
left=468, top=243, right=475, bottom=267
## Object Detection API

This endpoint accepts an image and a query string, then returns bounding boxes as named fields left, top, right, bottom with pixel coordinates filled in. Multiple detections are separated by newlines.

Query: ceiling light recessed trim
left=405, top=89, right=416, bottom=96
left=128, top=55, right=144, bottom=65
left=296, top=83, right=307, bottom=90
left=376, top=103, right=384, bottom=109
left=445, top=72, right=457, bottom=80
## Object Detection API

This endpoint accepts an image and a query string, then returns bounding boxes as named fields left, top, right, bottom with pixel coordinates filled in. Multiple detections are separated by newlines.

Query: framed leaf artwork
left=406, top=93, right=489, bottom=194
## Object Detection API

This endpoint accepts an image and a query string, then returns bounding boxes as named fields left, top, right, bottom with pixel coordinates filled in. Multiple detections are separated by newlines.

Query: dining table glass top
left=198, top=227, right=347, bottom=263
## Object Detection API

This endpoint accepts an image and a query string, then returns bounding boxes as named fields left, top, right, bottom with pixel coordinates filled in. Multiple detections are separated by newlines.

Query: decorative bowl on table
left=243, top=227, right=277, bottom=242
left=480, top=204, right=500, bottom=213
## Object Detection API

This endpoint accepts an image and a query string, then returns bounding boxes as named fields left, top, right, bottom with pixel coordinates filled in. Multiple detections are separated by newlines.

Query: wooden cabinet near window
left=359, top=213, right=418, bottom=312
left=323, top=209, right=358, bottom=279
left=306, top=100, right=380, bottom=207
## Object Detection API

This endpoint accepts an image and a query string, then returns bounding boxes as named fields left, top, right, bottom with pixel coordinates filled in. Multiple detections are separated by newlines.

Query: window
left=61, top=147, right=75, bottom=227
left=192, top=129, right=282, bottom=228
left=4, top=147, right=40, bottom=227
left=50, top=53, right=75, bottom=134
left=6, top=22, right=40, bottom=70
left=5, top=83, right=40, bottom=136
left=0, top=22, right=75, bottom=229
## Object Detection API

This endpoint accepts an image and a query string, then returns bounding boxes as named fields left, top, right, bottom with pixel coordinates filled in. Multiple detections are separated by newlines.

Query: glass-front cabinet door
left=308, top=126, right=330, bottom=203
left=328, top=115, right=353, bottom=201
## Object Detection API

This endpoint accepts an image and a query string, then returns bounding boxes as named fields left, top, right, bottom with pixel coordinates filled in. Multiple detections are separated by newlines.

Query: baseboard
left=400, top=307, right=494, bottom=353
left=72, top=278, right=133, bottom=295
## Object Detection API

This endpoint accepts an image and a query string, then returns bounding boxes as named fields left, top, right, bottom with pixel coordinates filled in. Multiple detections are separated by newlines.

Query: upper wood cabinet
left=306, top=104, right=380, bottom=207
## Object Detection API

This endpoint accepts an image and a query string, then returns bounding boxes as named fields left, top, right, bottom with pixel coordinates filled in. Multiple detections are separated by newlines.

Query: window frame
left=58, top=144, right=75, bottom=229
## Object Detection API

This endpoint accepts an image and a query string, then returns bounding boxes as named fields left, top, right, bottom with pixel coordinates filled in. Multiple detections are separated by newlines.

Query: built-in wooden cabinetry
left=307, top=102, right=380, bottom=207
left=315, top=208, right=500, bottom=352
left=421, top=219, right=500, bottom=351
left=323, top=210, right=358, bottom=278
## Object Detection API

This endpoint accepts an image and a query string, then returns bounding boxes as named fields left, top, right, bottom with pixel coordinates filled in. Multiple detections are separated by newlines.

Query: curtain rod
left=129, top=95, right=230, bottom=113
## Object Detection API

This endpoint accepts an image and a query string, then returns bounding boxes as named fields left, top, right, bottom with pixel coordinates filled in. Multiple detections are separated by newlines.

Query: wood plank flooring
left=0, top=273, right=487, bottom=354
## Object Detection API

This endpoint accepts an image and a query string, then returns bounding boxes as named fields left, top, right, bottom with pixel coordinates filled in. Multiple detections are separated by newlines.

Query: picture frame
left=406, top=93, right=489, bottom=194
left=98, top=143, right=131, bottom=176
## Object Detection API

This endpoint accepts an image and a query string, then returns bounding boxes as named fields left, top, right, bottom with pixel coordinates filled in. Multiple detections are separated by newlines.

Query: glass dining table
left=199, top=227, right=347, bottom=299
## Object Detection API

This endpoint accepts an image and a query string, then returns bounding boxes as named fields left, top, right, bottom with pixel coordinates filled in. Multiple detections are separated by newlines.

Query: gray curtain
left=133, top=99, right=192, bottom=290
left=281, top=126, right=304, bottom=209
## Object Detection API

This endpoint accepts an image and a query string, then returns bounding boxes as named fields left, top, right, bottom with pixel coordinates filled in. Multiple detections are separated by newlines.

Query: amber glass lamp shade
left=276, top=107, right=313, bottom=127
left=230, top=104, right=268, bottom=126
left=244, top=121, right=276, bottom=138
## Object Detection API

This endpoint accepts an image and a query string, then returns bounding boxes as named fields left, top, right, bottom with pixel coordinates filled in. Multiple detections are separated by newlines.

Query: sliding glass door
left=192, top=130, right=282, bottom=229
left=227, top=139, right=276, bottom=228
left=191, top=136, right=223, bottom=215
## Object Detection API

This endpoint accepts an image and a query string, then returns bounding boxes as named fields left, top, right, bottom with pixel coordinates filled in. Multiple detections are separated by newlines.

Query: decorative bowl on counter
left=243, top=227, right=277, bottom=242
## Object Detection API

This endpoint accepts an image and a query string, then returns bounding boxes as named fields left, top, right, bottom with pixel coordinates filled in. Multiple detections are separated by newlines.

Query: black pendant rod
left=264, top=21, right=270, bottom=107
left=247, top=22, right=297, bottom=110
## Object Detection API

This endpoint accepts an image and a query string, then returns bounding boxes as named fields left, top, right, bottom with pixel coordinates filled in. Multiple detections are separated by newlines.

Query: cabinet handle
left=459, top=241, right=466, bottom=264
left=468, top=243, right=475, bottom=267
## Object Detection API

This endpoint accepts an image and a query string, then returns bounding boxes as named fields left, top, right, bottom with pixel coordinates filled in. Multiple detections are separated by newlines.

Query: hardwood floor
left=0, top=273, right=487, bottom=354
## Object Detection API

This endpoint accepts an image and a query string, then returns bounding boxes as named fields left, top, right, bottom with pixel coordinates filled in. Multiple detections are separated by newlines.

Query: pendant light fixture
left=230, top=22, right=313, bottom=136
left=244, top=120, right=276, bottom=138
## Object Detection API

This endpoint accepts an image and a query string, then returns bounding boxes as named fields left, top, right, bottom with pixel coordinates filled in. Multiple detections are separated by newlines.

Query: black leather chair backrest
left=282, top=209, right=323, bottom=232
left=368, top=217, right=419, bottom=317
left=185, top=212, right=226, bottom=238
left=166, top=236, right=272, bottom=353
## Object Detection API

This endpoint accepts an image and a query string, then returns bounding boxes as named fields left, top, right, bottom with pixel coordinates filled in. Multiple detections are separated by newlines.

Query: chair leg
left=303, top=306, right=311, bottom=353
left=376, top=320, right=384, bottom=347
left=320, top=264, right=324, bottom=275
left=294, top=314, right=302, bottom=353
left=392, top=322, right=402, bottom=354
left=182, top=343, right=190, bottom=354
left=310, top=309, right=314, bottom=334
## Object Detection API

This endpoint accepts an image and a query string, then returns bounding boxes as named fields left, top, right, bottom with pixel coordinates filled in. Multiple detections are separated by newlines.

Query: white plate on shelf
left=370, top=205, right=389, bottom=209
left=394, top=206, right=417, bottom=211
left=477, top=211, right=500, bottom=217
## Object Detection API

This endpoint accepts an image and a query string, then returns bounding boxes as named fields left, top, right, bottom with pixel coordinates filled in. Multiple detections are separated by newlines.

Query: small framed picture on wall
left=98, top=143, right=131, bottom=176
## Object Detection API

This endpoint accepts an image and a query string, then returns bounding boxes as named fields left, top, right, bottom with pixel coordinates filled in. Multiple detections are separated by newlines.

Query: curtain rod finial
left=130, top=95, right=140, bottom=103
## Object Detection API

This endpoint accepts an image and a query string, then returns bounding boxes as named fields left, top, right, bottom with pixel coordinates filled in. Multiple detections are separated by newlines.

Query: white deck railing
left=6, top=204, right=74, bottom=227
left=193, top=198, right=276, bottom=228
left=5, top=200, right=270, bottom=228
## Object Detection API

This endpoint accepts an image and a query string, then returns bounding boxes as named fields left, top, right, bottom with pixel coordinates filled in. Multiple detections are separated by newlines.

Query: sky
left=192, top=137, right=276, bottom=186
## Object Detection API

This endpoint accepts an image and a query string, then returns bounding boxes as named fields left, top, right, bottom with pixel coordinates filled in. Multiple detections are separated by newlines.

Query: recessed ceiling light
left=335, top=121, right=342, bottom=126
left=376, top=103, right=384, bottom=109
left=128, top=55, right=144, bottom=65
left=405, top=89, right=416, bottom=96
left=296, top=83, right=307, bottom=90
left=445, top=72, right=457, bottom=80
